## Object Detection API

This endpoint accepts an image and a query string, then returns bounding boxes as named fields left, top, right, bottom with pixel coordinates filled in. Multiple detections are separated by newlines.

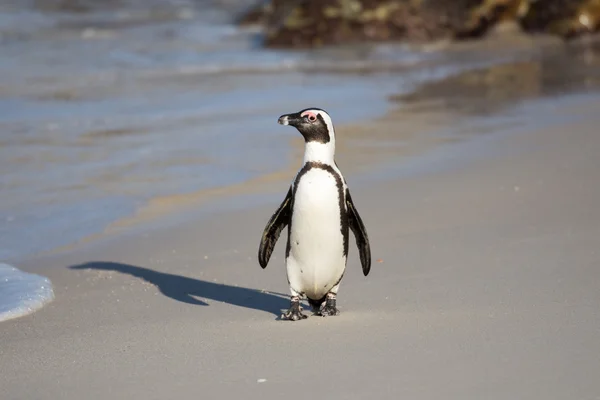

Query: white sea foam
left=0, top=263, right=54, bottom=322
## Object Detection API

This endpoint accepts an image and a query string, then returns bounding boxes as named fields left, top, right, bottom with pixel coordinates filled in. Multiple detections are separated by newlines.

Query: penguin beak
left=278, top=113, right=303, bottom=127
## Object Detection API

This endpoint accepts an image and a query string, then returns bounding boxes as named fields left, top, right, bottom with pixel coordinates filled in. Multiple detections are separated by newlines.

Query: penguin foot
left=319, top=296, right=340, bottom=317
left=281, top=297, right=308, bottom=321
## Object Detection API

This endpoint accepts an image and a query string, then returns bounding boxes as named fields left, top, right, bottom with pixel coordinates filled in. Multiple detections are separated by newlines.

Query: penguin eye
left=302, top=111, right=318, bottom=123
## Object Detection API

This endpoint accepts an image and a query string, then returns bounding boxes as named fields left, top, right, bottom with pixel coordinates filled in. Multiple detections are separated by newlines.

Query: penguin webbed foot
left=281, top=297, right=308, bottom=321
left=318, top=295, right=340, bottom=317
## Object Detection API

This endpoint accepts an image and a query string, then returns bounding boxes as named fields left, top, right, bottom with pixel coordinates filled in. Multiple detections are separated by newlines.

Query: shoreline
left=10, top=90, right=600, bottom=281
left=5, top=34, right=600, bottom=323
left=0, top=96, right=457, bottom=264
left=0, top=24, right=571, bottom=264
left=20, top=91, right=600, bottom=269
left=2, top=87, right=600, bottom=398
left=6, top=98, right=508, bottom=266
left=3, top=3, right=600, bottom=395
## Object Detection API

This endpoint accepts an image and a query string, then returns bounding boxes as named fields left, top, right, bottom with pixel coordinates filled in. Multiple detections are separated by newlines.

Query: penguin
left=258, top=108, right=371, bottom=321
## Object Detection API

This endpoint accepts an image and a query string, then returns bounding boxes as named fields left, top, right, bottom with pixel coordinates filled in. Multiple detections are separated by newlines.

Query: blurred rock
left=241, top=0, right=447, bottom=48
left=519, top=0, right=600, bottom=38
left=239, top=0, right=600, bottom=48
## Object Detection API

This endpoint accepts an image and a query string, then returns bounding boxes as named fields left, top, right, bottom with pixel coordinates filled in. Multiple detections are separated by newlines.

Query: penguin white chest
left=287, top=168, right=346, bottom=299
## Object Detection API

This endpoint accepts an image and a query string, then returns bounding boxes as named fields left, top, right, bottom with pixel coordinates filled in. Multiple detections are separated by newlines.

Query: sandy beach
left=2, top=80, right=599, bottom=399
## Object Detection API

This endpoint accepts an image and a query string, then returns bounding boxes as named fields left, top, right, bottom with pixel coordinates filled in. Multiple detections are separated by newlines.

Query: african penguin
left=258, top=108, right=371, bottom=321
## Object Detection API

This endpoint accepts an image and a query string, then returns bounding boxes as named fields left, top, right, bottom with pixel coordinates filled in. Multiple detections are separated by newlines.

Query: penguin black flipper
left=346, top=189, right=371, bottom=276
left=258, top=186, right=293, bottom=269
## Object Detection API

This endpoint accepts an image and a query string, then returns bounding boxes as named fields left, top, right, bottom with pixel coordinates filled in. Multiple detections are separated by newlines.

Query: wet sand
left=2, top=85, right=600, bottom=398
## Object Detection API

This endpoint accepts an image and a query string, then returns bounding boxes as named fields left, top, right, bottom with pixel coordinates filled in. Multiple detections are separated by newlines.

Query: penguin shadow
left=69, top=261, right=297, bottom=319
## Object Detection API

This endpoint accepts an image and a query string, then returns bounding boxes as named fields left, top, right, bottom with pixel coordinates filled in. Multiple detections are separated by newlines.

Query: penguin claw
left=281, top=308, right=308, bottom=321
left=318, top=297, right=340, bottom=317
left=319, top=305, right=340, bottom=317
left=281, top=298, right=308, bottom=321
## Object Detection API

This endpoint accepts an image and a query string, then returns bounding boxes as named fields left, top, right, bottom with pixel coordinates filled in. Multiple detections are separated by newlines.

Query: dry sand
left=2, top=92, right=600, bottom=399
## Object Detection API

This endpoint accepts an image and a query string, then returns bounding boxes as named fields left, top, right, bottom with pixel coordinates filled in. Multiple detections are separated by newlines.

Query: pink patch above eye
left=301, top=111, right=317, bottom=121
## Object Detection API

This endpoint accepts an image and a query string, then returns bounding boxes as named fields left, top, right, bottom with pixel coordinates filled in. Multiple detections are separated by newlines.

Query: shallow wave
left=0, top=263, right=54, bottom=322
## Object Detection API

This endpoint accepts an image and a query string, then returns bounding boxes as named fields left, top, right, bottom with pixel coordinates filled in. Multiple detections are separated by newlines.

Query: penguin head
left=278, top=108, right=334, bottom=144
